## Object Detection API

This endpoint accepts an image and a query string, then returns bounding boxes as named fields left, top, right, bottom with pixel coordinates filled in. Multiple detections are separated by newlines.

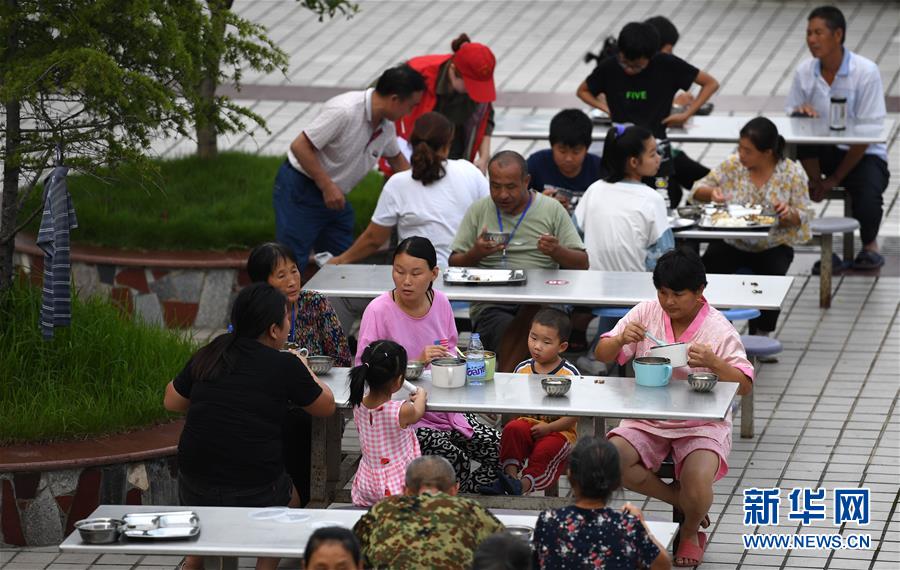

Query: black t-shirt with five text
left=173, top=338, right=322, bottom=486
left=584, top=53, right=699, bottom=139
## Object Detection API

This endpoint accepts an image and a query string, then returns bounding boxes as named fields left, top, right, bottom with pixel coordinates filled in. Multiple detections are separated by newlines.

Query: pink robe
left=601, top=298, right=754, bottom=443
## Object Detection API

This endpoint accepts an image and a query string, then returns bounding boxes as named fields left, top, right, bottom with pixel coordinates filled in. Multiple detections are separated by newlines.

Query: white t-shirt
left=371, top=159, right=489, bottom=267
left=574, top=179, right=668, bottom=272
left=785, top=49, right=887, bottom=162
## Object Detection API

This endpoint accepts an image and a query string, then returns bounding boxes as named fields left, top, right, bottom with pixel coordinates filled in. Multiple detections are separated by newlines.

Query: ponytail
left=409, top=112, right=453, bottom=186
left=190, top=283, right=287, bottom=382
left=450, top=33, right=471, bottom=52
left=348, top=363, right=369, bottom=407
left=346, top=340, right=408, bottom=407
left=602, top=124, right=654, bottom=183
left=775, top=135, right=786, bottom=161
left=567, top=436, right=622, bottom=502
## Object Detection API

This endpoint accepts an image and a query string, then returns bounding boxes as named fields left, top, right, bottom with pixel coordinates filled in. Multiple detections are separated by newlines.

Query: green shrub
left=0, top=281, right=197, bottom=444
left=20, top=152, right=384, bottom=251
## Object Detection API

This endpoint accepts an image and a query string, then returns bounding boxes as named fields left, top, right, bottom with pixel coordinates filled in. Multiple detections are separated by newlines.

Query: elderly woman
left=689, top=116, right=813, bottom=338
left=164, top=283, right=335, bottom=570
left=356, top=236, right=500, bottom=492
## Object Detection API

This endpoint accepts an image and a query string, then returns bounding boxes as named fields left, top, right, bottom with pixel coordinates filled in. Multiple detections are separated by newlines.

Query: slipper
left=674, top=531, right=707, bottom=567
left=812, top=253, right=849, bottom=276
left=852, top=250, right=884, bottom=270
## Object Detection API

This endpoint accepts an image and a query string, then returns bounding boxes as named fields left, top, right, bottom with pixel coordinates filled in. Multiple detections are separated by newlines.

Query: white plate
left=668, top=217, right=696, bottom=231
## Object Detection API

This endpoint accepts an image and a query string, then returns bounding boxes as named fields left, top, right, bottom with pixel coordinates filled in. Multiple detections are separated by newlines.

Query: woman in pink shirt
left=356, top=237, right=500, bottom=492
left=596, top=247, right=753, bottom=568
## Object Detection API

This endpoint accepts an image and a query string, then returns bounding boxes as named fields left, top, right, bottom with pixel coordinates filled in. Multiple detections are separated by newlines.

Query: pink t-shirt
left=601, top=298, right=754, bottom=438
left=356, top=289, right=471, bottom=437
left=356, top=289, right=458, bottom=366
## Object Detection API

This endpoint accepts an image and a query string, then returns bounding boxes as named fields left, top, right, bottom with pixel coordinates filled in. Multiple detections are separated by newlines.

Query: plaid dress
left=352, top=399, right=421, bottom=506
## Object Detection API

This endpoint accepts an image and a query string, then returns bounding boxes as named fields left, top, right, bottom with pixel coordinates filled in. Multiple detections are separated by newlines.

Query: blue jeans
left=273, top=161, right=355, bottom=271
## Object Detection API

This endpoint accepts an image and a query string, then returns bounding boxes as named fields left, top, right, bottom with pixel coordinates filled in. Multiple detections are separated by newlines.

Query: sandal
left=852, top=250, right=885, bottom=270
left=674, top=531, right=707, bottom=567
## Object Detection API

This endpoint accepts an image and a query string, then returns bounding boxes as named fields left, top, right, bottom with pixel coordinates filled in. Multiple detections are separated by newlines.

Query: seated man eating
left=449, top=150, right=588, bottom=371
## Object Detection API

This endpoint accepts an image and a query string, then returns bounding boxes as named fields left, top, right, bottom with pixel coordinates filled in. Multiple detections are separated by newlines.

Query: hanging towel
left=36, top=166, right=77, bottom=339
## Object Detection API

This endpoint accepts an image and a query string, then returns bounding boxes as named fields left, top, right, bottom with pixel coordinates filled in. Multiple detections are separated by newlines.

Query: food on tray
left=706, top=210, right=775, bottom=228
left=747, top=214, right=776, bottom=225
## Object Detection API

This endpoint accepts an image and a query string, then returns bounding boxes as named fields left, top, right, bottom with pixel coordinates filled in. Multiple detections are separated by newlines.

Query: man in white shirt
left=785, top=5, right=890, bottom=271
left=273, top=65, right=425, bottom=272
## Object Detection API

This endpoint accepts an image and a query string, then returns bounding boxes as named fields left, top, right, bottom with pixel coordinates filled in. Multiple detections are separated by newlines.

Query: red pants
left=500, top=419, right=572, bottom=491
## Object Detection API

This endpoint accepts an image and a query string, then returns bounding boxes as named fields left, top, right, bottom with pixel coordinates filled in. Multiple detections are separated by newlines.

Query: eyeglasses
left=617, top=55, right=648, bottom=73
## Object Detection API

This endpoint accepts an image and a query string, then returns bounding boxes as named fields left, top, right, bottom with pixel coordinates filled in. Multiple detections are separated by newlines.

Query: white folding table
left=304, top=265, right=793, bottom=310
left=494, top=113, right=896, bottom=146
left=59, top=504, right=680, bottom=569
left=309, top=370, right=738, bottom=510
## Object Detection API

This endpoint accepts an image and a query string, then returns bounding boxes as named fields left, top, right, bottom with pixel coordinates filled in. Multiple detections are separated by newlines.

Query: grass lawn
left=20, top=152, right=384, bottom=251
left=0, top=281, right=197, bottom=444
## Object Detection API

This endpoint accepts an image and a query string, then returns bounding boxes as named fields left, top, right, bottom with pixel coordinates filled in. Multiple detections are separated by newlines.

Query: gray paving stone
left=95, top=554, right=141, bottom=565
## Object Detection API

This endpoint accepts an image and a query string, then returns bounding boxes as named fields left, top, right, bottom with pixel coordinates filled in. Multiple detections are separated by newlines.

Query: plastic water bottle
left=655, top=177, right=672, bottom=212
left=466, top=333, right=487, bottom=385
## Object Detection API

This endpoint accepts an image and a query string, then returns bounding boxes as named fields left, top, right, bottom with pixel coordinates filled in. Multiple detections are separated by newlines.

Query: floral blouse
left=291, top=290, right=351, bottom=367
left=689, top=154, right=813, bottom=252
left=533, top=506, right=660, bottom=569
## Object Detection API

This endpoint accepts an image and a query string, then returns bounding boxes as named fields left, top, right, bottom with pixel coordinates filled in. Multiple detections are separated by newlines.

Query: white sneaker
left=576, top=354, right=608, bottom=375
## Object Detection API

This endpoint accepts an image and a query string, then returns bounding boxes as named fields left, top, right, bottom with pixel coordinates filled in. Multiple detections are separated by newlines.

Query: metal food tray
left=443, top=268, right=527, bottom=285
left=122, top=511, right=200, bottom=540
left=698, top=215, right=774, bottom=232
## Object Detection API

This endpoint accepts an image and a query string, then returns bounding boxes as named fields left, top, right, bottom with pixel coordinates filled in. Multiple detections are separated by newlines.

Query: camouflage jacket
left=352, top=492, right=505, bottom=569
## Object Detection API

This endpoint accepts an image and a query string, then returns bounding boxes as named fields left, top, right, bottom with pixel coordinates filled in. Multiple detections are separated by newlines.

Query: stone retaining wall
left=14, top=235, right=251, bottom=329
left=0, top=457, right=178, bottom=547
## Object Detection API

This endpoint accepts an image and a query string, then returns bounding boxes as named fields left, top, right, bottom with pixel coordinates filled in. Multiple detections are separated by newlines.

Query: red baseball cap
left=453, top=42, right=496, bottom=103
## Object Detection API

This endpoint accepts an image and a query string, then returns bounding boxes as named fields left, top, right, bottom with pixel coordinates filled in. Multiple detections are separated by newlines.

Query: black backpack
left=584, top=36, right=618, bottom=67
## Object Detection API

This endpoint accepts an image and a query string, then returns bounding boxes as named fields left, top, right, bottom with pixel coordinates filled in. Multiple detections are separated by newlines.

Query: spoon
left=402, top=380, right=418, bottom=394
left=645, top=331, right=667, bottom=347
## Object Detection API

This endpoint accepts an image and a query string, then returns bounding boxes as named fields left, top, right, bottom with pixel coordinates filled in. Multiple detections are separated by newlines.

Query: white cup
left=649, top=342, right=688, bottom=368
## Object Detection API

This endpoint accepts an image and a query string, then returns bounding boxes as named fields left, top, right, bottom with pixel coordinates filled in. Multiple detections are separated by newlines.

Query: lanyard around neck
left=495, top=191, right=534, bottom=247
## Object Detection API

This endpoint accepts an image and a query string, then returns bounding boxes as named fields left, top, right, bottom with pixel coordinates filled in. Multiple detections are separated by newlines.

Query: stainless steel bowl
left=688, top=372, right=718, bottom=393
left=74, top=518, right=124, bottom=544
left=406, top=361, right=425, bottom=380
left=307, top=355, right=334, bottom=374
left=505, top=525, right=534, bottom=541
left=541, top=376, right=572, bottom=397
left=482, top=231, right=511, bottom=245
left=677, top=205, right=703, bottom=219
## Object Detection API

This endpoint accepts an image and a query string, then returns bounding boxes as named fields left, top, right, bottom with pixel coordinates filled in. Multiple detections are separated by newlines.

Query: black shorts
left=178, top=470, right=292, bottom=508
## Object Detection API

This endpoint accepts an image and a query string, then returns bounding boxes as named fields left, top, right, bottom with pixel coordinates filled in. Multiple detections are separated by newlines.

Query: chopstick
left=456, top=346, right=467, bottom=359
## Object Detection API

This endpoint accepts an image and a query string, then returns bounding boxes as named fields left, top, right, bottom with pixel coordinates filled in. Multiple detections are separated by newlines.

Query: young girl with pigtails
left=348, top=340, right=427, bottom=506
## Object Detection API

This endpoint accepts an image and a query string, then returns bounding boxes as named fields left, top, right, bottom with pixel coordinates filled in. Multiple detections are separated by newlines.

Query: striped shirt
left=36, top=166, right=78, bottom=339
left=513, top=359, right=580, bottom=444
